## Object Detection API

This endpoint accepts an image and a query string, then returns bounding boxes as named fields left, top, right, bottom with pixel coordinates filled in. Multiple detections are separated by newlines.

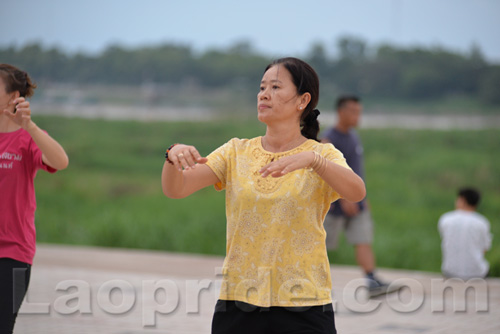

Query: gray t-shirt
left=322, top=127, right=365, bottom=216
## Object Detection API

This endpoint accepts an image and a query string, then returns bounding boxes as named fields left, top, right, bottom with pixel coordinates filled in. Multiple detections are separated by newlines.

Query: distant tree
left=4, top=43, right=68, bottom=82
left=196, top=42, right=268, bottom=88
left=478, top=66, right=500, bottom=105
left=0, top=38, right=498, bottom=108
left=307, top=42, right=331, bottom=80
left=227, top=40, right=254, bottom=56
left=337, top=36, right=367, bottom=62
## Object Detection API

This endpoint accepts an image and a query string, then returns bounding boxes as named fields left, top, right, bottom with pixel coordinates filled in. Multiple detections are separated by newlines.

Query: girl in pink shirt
left=0, top=64, right=69, bottom=334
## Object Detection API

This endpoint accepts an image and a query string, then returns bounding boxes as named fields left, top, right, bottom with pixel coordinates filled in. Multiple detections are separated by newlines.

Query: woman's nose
left=258, top=88, right=269, bottom=100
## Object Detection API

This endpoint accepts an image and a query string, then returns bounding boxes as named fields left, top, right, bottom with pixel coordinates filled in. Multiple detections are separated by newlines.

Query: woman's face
left=257, top=64, right=302, bottom=124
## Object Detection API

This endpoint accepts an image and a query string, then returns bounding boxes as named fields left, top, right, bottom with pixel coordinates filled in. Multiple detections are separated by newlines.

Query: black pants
left=0, top=258, right=31, bottom=334
left=212, top=300, right=336, bottom=334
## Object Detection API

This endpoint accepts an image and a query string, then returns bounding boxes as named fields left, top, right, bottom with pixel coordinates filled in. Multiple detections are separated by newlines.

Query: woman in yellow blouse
left=162, top=57, right=365, bottom=334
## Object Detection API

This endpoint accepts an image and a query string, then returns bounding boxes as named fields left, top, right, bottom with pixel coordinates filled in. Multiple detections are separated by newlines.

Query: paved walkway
left=15, top=244, right=500, bottom=334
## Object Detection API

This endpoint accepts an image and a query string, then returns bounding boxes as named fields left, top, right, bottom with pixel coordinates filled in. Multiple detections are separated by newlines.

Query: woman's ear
left=298, top=92, right=311, bottom=109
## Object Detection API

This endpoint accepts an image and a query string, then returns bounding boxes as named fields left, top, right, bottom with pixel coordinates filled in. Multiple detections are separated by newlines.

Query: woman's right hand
left=168, top=144, right=208, bottom=171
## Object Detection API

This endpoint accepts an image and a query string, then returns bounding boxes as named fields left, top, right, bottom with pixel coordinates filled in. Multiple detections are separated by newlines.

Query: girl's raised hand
left=3, top=97, right=34, bottom=130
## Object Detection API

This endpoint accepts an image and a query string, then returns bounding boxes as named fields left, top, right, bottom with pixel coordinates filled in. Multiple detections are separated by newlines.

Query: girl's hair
left=265, top=57, right=320, bottom=141
left=0, top=64, right=37, bottom=98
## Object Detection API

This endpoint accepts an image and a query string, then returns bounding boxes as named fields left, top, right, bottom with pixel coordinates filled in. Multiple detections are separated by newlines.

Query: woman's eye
left=272, top=85, right=279, bottom=89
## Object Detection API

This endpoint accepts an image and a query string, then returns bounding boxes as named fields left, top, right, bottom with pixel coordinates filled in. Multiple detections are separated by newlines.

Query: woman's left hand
left=3, top=97, right=34, bottom=130
left=259, top=151, right=315, bottom=178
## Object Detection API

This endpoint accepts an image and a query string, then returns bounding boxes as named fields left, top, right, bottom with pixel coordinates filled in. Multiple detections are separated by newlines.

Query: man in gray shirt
left=322, top=95, right=395, bottom=297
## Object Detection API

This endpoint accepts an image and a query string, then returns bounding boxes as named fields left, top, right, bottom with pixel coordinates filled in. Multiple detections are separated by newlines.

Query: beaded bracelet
left=165, top=144, right=179, bottom=164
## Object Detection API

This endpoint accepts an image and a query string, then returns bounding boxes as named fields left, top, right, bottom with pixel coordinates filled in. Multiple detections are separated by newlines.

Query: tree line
left=1, top=37, right=499, bottom=105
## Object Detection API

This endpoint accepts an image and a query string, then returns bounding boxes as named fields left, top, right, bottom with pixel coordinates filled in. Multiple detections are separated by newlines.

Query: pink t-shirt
left=0, top=128, right=56, bottom=264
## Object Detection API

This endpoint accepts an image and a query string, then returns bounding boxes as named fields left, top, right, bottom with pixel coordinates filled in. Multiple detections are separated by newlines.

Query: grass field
left=32, top=116, right=500, bottom=276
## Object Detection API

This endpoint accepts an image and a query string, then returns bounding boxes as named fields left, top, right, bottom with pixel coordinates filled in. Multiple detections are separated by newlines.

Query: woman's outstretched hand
left=259, top=151, right=315, bottom=178
left=168, top=144, right=208, bottom=171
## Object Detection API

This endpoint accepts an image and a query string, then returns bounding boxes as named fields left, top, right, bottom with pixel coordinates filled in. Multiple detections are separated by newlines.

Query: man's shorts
left=324, top=209, right=374, bottom=250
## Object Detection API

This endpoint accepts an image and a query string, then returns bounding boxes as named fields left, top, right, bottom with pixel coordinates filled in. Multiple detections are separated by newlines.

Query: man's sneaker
left=367, top=277, right=401, bottom=298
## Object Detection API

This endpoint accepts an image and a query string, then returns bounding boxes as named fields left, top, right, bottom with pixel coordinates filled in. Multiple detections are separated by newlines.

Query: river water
left=36, top=103, right=500, bottom=130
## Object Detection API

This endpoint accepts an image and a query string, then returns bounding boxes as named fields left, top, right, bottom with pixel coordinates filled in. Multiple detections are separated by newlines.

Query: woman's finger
left=270, top=162, right=296, bottom=177
left=170, top=153, right=183, bottom=171
left=260, top=162, right=283, bottom=178
left=278, top=164, right=293, bottom=176
left=182, top=151, right=197, bottom=168
left=259, top=162, right=273, bottom=174
left=261, top=155, right=307, bottom=178
left=189, top=148, right=207, bottom=164
left=187, top=148, right=204, bottom=164
left=176, top=152, right=189, bottom=170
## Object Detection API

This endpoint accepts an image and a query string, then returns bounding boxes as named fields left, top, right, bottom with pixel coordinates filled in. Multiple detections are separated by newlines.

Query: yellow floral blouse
left=206, top=136, right=350, bottom=307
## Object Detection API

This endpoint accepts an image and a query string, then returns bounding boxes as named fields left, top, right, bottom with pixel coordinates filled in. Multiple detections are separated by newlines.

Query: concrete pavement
left=14, top=244, right=500, bottom=334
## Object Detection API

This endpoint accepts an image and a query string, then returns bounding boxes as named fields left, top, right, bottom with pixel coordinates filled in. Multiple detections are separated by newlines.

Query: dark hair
left=265, top=57, right=320, bottom=141
left=0, top=64, right=37, bottom=98
left=336, top=95, right=361, bottom=110
left=458, top=187, right=481, bottom=207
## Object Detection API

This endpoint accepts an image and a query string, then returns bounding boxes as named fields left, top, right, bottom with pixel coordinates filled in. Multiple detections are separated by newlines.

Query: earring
left=299, top=106, right=303, bottom=110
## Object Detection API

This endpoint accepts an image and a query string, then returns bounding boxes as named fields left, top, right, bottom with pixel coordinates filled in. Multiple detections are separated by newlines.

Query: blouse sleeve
left=205, top=138, right=237, bottom=191
left=320, top=143, right=350, bottom=170
left=317, top=143, right=352, bottom=203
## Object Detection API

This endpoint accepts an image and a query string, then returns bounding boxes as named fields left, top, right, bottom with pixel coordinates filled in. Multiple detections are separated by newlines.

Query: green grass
left=363, top=95, right=500, bottom=114
left=33, top=117, right=265, bottom=256
left=32, top=116, right=500, bottom=276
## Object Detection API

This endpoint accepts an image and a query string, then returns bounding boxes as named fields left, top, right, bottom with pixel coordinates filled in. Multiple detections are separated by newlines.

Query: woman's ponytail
left=301, top=108, right=320, bottom=141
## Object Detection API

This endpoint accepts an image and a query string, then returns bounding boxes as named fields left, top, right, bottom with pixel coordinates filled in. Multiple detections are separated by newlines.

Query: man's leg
left=345, top=210, right=399, bottom=297
left=324, top=214, right=345, bottom=251
left=355, top=243, right=375, bottom=274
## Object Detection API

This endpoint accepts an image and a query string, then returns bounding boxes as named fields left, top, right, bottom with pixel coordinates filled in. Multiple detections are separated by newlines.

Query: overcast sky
left=1, top=0, right=499, bottom=62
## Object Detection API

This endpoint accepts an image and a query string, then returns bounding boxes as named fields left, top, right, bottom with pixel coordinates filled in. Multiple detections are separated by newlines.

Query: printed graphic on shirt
left=0, top=151, right=22, bottom=169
